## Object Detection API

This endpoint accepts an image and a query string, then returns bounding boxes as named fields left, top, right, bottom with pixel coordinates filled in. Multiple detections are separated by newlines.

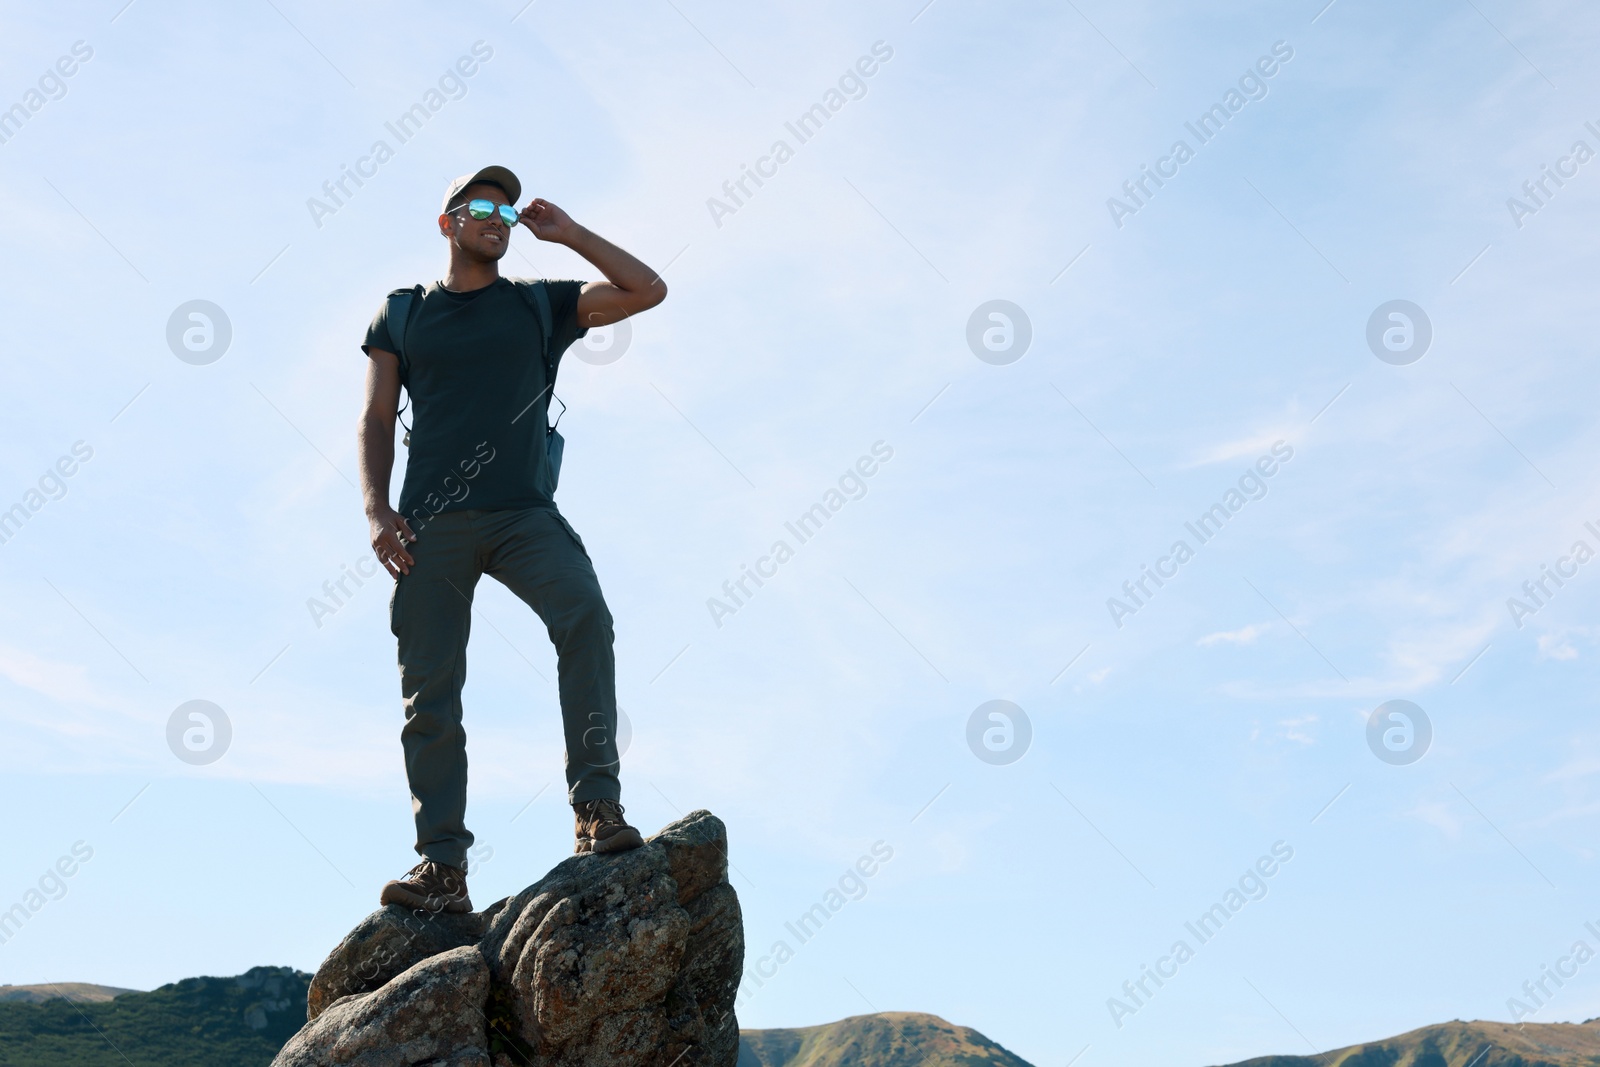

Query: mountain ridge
left=0, top=983, right=138, bottom=1005
left=1214, top=1017, right=1600, bottom=1067
left=10, top=971, right=1600, bottom=1067
left=0, top=966, right=306, bottom=1066
left=0, top=975, right=1034, bottom=1067
left=736, top=1010, right=1033, bottom=1067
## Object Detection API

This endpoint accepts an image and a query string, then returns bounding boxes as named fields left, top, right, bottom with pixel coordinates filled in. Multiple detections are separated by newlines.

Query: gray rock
left=669, top=881, right=744, bottom=1066
left=650, top=809, right=731, bottom=905
left=306, top=902, right=505, bottom=1020
left=272, top=945, right=490, bottom=1066
left=483, top=845, right=688, bottom=1059
left=282, top=810, right=742, bottom=1067
left=477, top=810, right=740, bottom=1065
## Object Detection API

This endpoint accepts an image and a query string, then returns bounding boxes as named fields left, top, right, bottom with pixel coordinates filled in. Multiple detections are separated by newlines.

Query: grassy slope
left=7, top=972, right=1600, bottom=1067
left=1220, top=1019, right=1600, bottom=1067
left=0, top=985, right=138, bottom=1005
left=737, top=1011, right=1036, bottom=1067
left=0, top=967, right=307, bottom=1067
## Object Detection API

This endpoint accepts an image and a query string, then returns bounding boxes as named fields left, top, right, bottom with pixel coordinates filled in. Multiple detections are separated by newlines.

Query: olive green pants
left=388, top=505, right=620, bottom=870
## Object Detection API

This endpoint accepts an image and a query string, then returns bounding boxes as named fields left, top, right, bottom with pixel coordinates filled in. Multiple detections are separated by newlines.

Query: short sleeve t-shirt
left=362, top=276, right=587, bottom=523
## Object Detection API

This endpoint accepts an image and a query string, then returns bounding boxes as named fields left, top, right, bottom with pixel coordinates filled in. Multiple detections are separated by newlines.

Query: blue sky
left=4, top=1, right=1600, bottom=1065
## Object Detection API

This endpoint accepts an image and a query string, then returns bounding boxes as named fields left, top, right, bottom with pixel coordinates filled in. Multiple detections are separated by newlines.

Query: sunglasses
left=450, top=199, right=519, bottom=226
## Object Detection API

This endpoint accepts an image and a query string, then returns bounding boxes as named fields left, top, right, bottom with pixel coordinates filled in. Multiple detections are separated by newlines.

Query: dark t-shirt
left=362, top=277, right=587, bottom=523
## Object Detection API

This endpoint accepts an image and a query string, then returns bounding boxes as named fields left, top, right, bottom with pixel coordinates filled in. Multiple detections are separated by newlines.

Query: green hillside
left=0, top=976, right=1024, bottom=1067
left=737, top=1011, right=1035, bottom=1067
left=0, top=967, right=307, bottom=1067
left=1219, top=1018, right=1600, bottom=1067
left=0, top=985, right=137, bottom=1006
left=11, top=969, right=1600, bottom=1067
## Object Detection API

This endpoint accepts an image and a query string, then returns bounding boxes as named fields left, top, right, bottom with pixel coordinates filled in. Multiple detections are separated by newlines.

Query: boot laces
left=582, top=798, right=626, bottom=826
left=406, top=860, right=463, bottom=886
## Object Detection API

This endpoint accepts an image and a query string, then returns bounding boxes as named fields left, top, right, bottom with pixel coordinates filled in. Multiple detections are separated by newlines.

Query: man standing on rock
left=356, top=165, right=665, bottom=914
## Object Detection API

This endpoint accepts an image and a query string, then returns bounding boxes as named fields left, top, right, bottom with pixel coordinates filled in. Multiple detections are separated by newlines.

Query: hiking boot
left=379, top=860, right=473, bottom=914
left=574, top=799, right=644, bottom=855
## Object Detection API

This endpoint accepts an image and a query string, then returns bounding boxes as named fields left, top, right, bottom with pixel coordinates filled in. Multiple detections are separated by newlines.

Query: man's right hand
left=369, top=506, right=417, bottom=578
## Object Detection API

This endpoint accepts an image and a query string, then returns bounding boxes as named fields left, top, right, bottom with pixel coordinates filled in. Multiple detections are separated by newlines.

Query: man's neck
left=441, top=255, right=500, bottom=293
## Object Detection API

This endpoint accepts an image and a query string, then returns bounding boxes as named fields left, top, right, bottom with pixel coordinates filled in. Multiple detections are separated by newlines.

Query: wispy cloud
left=1537, top=629, right=1597, bottom=661
left=1278, top=714, right=1318, bottom=745
left=1198, top=622, right=1271, bottom=646
left=0, top=642, right=126, bottom=713
left=1410, top=800, right=1464, bottom=840
left=1183, top=431, right=1295, bottom=468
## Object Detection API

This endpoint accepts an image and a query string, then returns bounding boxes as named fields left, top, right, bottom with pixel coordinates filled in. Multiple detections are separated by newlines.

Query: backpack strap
left=383, top=284, right=425, bottom=445
left=384, top=284, right=426, bottom=365
left=511, top=278, right=568, bottom=492
left=511, top=278, right=558, bottom=402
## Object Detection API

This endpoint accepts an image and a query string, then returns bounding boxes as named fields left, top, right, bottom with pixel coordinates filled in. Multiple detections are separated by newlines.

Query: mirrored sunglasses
left=452, top=199, right=518, bottom=226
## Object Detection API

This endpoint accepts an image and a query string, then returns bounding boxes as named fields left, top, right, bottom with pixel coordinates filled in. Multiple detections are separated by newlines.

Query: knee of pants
left=400, top=699, right=461, bottom=741
left=554, top=585, right=614, bottom=644
left=398, top=653, right=466, bottom=698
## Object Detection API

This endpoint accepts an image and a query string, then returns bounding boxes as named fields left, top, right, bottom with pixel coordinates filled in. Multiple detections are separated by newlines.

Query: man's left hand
left=518, top=198, right=580, bottom=243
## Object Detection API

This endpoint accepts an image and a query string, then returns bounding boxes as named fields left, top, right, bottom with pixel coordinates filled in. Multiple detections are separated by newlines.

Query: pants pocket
left=388, top=575, right=405, bottom=639
left=550, top=510, right=590, bottom=560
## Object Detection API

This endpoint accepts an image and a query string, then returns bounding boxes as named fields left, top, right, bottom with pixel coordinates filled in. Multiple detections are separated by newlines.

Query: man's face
left=440, top=182, right=513, bottom=261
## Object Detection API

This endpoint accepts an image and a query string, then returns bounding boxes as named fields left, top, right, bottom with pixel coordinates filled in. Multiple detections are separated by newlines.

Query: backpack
left=382, top=278, right=567, bottom=491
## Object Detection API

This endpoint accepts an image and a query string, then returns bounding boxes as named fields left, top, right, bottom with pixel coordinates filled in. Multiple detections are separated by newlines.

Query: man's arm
left=516, top=198, right=667, bottom=328
left=358, top=347, right=416, bottom=577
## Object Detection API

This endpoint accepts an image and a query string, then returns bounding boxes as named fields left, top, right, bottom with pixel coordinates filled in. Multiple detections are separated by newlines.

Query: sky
left=3, top=1, right=1600, bottom=1065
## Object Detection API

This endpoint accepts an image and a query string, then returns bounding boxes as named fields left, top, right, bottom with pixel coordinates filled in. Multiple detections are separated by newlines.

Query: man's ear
left=438, top=212, right=454, bottom=237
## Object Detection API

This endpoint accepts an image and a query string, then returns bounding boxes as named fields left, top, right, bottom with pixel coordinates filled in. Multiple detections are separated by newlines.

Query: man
left=357, top=165, right=666, bottom=914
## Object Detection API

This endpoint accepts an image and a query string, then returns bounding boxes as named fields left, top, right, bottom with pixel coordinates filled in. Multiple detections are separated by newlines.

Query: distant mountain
left=0, top=967, right=307, bottom=1066
left=737, top=1011, right=1035, bottom=1067
left=0, top=975, right=1028, bottom=1067
left=1218, top=1018, right=1600, bottom=1067
left=11, top=971, right=1600, bottom=1067
left=0, top=984, right=138, bottom=1005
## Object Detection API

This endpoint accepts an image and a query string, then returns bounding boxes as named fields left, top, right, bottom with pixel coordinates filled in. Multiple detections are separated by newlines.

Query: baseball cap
left=441, top=165, right=522, bottom=213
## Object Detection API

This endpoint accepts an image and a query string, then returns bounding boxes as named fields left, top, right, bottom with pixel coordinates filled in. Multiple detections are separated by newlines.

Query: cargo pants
left=388, top=505, right=620, bottom=870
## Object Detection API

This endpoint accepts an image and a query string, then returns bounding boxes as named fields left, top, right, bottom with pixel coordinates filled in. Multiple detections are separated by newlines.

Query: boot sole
left=590, top=827, right=645, bottom=854
left=379, top=882, right=473, bottom=914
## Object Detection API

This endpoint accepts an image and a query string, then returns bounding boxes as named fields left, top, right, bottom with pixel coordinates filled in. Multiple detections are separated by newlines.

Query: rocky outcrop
left=306, top=906, right=493, bottom=1020
left=276, top=947, right=491, bottom=1067
left=275, top=810, right=742, bottom=1067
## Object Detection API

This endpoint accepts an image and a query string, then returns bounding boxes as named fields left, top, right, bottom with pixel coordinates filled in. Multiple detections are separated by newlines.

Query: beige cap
left=441, top=165, right=521, bottom=212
